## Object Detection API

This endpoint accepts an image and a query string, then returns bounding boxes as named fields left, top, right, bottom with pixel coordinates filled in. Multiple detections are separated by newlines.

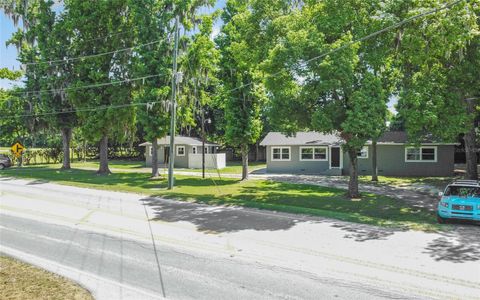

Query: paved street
left=1, top=177, right=479, bottom=299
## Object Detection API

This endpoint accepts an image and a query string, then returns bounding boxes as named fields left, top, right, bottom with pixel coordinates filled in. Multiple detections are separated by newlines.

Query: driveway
left=1, top=177, right=479, bottom=299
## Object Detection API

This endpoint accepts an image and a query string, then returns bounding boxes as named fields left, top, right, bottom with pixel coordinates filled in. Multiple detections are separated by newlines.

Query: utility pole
left=201, top=108, right=206, bottom=179
left=168, top=14, right=180, bottom=190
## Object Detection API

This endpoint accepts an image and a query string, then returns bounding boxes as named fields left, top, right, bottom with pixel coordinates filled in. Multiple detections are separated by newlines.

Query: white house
left=139, top=136, right=226, bottom=169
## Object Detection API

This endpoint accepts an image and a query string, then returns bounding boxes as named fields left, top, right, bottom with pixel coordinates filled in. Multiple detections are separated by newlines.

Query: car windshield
left=444, top=186, right=480, bottom=198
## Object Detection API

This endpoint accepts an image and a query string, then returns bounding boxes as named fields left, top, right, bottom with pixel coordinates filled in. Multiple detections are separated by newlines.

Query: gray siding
left=265, top=144, right=455, bottom=176
left=145, top=144, right=193, bottom=168
left=342, top=145, right=455, bottom=177
left=266, top=145, right=331, bottom=174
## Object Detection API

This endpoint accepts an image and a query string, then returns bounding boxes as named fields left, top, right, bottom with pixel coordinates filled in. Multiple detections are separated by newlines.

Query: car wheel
left=0, top=164, right=4, bottom=170
left=437, top=214, right=447, bottom=224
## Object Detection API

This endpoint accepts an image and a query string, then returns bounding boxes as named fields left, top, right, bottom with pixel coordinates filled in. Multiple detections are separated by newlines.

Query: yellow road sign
left=11, top=142, right=26, bottom=157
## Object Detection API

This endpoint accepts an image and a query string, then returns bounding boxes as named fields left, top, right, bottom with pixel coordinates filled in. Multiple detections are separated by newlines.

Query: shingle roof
left=376, top=131, right=457, bottom=144
left=260, top=131, right=458, bottom=146
left=139, top=136, right=219, bottom=146
left=259, top=132, right=342, bottom=146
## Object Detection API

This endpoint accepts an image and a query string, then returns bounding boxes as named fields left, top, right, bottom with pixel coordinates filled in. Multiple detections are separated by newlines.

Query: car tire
left=437, top=214, right=447, bottom=224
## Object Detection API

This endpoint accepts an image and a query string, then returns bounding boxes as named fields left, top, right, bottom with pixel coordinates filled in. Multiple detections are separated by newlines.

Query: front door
left=330, top=147, right=340, bottom=168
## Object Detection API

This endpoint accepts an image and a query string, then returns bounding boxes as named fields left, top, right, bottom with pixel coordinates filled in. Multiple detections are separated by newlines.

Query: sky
left=0, top=12, right=21, bottom=89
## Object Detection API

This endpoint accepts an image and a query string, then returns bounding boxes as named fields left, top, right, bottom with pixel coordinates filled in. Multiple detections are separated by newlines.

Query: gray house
left=259, top=131, right=456, bottom=176
left=140, top=136, right=226, bottom=169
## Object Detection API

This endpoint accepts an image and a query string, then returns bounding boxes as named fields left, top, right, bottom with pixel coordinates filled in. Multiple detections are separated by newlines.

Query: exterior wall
left=264, top=144, right=455, bottom=176
left=265, top=145, right=331, bottom=174
left=188, top=153, right=226, bottom=169
left=342, top=145, right=455, bottom=177
left=145, top=144, right=219, bottom=168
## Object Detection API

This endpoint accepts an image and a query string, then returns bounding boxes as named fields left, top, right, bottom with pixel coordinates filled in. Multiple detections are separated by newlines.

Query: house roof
left=139, top=136, right=219, bottom=147
left=375, top=131, right=458, bottom=145
left=259, top=132, right=342, bottom=146
left=260, top=131, right=458, bottom=146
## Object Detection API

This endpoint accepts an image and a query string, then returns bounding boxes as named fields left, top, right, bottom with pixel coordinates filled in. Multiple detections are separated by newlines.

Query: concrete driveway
left=0, top=177, right=479, bottom=299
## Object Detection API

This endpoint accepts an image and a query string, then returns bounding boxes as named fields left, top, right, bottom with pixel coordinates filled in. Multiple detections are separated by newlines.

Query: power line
left=0, top=100, right=167, bottom=120
left=23, top=38, right=166, bottom=67
left=228, top=0, right=466, bottom=93
left=1, top=0, right=466, bottom=119
left=7, top=73, right=167, bottom=96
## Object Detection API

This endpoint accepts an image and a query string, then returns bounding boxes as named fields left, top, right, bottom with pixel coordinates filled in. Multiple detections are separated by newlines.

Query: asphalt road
left=0, top=214, right=407, bottom=300
left=1, top=178, right=479, bottom=300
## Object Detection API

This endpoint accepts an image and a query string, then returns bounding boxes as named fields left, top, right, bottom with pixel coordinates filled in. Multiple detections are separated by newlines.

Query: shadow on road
left=423, top=223, right=480, bottom=263
left=140, top=196, right=300, bottom=233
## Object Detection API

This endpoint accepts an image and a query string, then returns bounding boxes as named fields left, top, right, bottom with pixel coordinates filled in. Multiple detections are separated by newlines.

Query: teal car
left=437, top=180, right=480, bottom=223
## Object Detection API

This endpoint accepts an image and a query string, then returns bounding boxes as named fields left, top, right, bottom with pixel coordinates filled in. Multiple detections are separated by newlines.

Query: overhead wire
left=227, top=0, right=466, bottom=93
left=23, top=38, right=166, bottom=67
left=1, top=0, right=466, bottom=118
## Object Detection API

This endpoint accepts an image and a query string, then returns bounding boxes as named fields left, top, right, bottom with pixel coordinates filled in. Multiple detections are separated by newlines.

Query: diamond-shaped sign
left=11, top=142, right=25, bottom=158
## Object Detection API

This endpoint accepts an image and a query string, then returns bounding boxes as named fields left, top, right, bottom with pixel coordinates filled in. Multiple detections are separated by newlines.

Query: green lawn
left=357, top=175, right=454, bottom=190
left=1, top=166, right=440, bottom=230
left=67, top=159, right=266, bottom=175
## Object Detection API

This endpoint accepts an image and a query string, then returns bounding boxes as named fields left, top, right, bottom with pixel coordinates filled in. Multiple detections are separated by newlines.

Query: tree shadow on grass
left=144, top=180, right=438, bottom=235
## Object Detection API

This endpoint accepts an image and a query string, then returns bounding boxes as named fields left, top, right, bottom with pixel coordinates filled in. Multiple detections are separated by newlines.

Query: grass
left=0, top=256, right=93, bottom=300
left=1, top=165, right=440, bottom=230
left=35, top=159, right=267, bottom=175
left=357, top=175, right=454, bottom=190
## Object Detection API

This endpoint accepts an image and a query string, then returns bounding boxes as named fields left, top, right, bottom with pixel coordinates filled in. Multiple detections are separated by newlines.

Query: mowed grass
left=1, top=166, right=439, bottom=230
left=48, top=159, right=266, bottom=175
left=0, top=256, right=93, bottom=300
left=357, top=175, right=453, bottom=190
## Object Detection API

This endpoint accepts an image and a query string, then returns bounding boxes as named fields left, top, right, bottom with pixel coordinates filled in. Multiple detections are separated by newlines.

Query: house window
left=405, top=147, right=437, bottom=162
left=300, top=147, right=327, bottom=161
left=149, top=146, right=153, bottom=156
left=272, top=147, right=290, bottom=161
left=192, top=146, right=197, bottom=154
left=176, top=146, right=185, bottom=156
left=357, top=146, right=368, bottom=159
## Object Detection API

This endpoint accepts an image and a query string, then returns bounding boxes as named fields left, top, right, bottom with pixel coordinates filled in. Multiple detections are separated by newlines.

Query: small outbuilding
left=259, top=131, right=457, bottom=177
left=139, top=136, right=226, bottom=169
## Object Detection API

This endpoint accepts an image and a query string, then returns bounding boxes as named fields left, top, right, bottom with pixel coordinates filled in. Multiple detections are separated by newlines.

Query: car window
left=444, top=186, right=480, bottom=197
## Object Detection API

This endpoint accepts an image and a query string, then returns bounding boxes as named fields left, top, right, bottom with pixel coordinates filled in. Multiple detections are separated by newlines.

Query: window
left=192, top=146, right=197, bottom=154
left=176, top=146, right=185, bottom=156
left=444, top=186, right=480, bottom=197
left=357, top=146, right=368, bottom=159
left=421, top=148, right=435, bottom=161
left=300, top=147, right=327, bottom=161
left=149, top=146, right=153, bottom=156
left=272, top=147, right=290, bottom=161
left=405, top=147, right=437, bottom=162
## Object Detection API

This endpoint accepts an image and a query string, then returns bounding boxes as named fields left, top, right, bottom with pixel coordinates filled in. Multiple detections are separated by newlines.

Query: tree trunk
left=241, top=144, right=249, bottom=180
left=61, top=127, right=72, bottom=170
left=348, top=148, right=360, bottom=198
left=83, top=140, right=87, bottom=162
left=151, top=138, right=159, bottom=178
left=464, top=98, right=478, bottom=180
left=97, top=134, right=111, bottom=175
left=371, top=140, right=378, bottom=182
